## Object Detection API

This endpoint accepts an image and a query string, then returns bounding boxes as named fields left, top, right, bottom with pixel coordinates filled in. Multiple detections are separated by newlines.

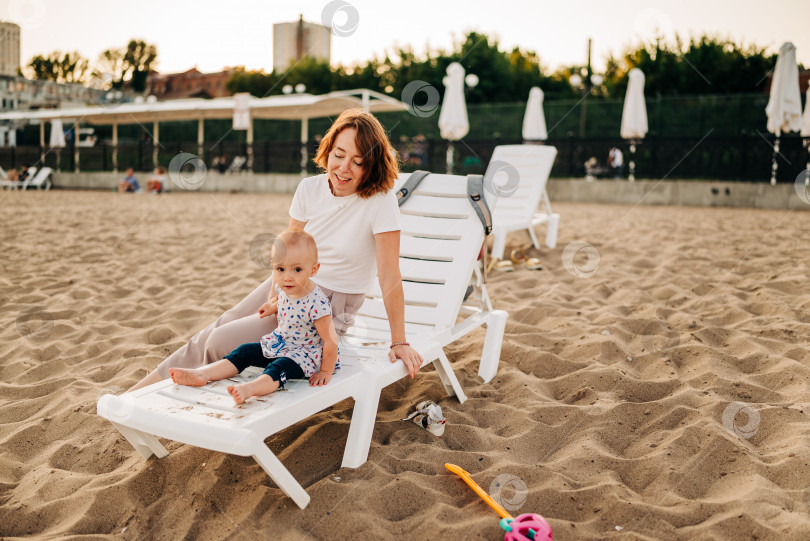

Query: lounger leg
left=252, top=444, right=311, bottom=509
left=479, top=310, right=508, bottom=383
left=112, top=422, right=169, bottom=459
left=341, top=388, right=382, bottom=469
left=491, top=229, right=506, bottom=261
left=545, top=214, right=560, bottom=249
left=432, top=350, right=467, bottom=403
left=528, top=226, right=541, bottom=250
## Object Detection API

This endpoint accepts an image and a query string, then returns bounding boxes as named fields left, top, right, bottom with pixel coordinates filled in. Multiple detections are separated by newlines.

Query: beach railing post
left=73, top=121, right=80, bottom=173
left=152, top=121, right=160, bottom=169
left=112, top=123, right=118, bottom=173
left=770, top=130, right=780, bottom=185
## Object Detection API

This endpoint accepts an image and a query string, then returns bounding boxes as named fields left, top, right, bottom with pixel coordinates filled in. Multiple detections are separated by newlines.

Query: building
left=147, top=68, right=234, bottom=100
left=273, top=15, right=331, bottom=71
left=0, top=21, right=20, bottom=77
left=0, top=74, right=104, bottom=111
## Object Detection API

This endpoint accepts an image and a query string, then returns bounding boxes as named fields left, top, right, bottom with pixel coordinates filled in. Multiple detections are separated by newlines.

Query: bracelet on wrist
left=390, top=341, right=410, bottom=349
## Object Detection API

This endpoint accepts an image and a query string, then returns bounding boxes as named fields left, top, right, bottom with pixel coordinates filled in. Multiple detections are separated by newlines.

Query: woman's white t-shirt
left=289, top=174, right=401, bottom=294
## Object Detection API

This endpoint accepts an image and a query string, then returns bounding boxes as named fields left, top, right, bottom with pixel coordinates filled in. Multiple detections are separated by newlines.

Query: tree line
left=24, top=39, right=157, bottom=92
left=24, top=32, right=793, bottom=101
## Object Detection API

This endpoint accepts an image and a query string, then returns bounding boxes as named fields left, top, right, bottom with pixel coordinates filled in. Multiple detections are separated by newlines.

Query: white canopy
left=438, top=62, right=470, bottom=141
left=620, top=68, right=648, bottom=140
left=766, top=42, right=802, bottom=135
left=0, top=89, right=406, bottom=125
left=522, top=87, right=548, bottom=141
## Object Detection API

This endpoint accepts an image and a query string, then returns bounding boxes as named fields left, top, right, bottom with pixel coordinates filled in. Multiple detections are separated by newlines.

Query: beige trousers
left=155, top=276, right=367, bottom=378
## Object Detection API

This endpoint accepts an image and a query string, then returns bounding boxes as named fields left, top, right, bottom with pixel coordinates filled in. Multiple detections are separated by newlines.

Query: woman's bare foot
left=170, top=368, right=207, bottom=387
left=227, top=375, right=279, bottom=405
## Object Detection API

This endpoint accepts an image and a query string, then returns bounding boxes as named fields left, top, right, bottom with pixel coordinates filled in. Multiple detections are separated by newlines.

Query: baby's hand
left=309, top=371, right=332, bottom=387
left=258, top=296, right=278, bottom=318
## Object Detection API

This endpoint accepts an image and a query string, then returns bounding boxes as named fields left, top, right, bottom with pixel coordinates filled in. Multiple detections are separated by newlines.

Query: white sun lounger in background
left=96, top=172, right=508, bottom=509
left=0, top=166, right=36, bottom=189
left=485, top=145, right=559, bottom=261
left=0, top=166, right=52, bottom=191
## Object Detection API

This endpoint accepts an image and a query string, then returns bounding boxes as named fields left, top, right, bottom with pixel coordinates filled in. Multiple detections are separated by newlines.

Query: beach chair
left=0, top=166, right=51, bottom=191
left=96, top=172, right=507, bottom=509
left=0, top=166, right=35, bottom=190
left=341, top=172, right=508, bottom=383
left=485, top=145, right=559, bottom=261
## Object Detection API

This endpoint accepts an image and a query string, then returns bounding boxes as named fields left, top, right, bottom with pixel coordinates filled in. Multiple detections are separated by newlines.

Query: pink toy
left=501, top=513, right=553, bottom=541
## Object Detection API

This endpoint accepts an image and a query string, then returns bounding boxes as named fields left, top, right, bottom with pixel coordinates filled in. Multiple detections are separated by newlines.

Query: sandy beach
left=2, top=190, right=809, bottom=540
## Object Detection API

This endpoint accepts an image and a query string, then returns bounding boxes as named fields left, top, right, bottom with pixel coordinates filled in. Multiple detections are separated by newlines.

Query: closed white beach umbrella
left=766, top=42, right=801, bottom=184
left=620, top=68, right=647, bottom=181
left=522, top=86, right=548, bottom=142
left=439, top=62, right=469, bottom=173
left=49, top=118, right=66, bottom=172
left=49, top=119, right=66, bottom=148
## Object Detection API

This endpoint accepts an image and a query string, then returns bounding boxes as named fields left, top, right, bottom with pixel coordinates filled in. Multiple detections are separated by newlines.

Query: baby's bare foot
left=170, top=368, right=207, bottom=387
left=227, top=383, right=253, bottom=405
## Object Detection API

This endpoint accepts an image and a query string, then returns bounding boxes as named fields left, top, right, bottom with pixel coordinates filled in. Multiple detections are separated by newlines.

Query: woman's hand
left=389, top=344, right=424, bottom=378
left=258, top=296, right=278, bottom=318
left=309, top=371, right=333, bottom=387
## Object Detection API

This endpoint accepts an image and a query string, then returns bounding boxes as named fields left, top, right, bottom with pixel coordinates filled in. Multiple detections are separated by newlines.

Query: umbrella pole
left=804, top=138, right=810, bottom=187
left=628, top=141, right=637, bottom=182
left=770, top=130, right=780, bottom=185
left=446, top=142, right=454, bottom=175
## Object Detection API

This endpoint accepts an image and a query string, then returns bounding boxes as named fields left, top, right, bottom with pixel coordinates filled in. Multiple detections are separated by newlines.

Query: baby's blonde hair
left=272, top=228, right=318, bottom=263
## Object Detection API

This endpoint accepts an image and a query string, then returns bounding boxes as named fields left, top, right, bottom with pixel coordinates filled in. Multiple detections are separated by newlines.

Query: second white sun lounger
left=485, top=145, right=559, bottom=260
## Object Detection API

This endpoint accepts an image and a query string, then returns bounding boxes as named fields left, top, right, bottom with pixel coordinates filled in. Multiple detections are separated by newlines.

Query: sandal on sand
left=403, top=400, right=446, bottom=436
left=511, top=249, right=542, bottom=271
left=486, top=258, right=515, bottom=273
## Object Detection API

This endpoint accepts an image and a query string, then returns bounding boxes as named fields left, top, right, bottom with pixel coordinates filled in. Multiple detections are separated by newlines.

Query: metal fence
left=3, top=132, right=807, bottom=183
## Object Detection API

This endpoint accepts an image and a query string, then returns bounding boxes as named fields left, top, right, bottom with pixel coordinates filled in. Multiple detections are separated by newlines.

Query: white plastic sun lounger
left=96, top=172, right=507, bottom=509
left=0, top=166, right=52, bottom=191
left=485, top=145, right=559, bottom=260
left=341, top=172, right=508, bottom=383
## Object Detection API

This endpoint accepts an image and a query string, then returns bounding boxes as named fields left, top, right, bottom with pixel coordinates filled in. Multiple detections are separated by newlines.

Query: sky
left=7, top=0, right=810, bottom=76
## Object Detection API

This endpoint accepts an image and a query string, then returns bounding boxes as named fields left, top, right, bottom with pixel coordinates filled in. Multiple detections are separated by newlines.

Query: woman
left=128, top=109, right=423, bottom=391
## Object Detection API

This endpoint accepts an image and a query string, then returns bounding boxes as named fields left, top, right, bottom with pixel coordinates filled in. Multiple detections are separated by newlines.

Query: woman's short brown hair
left=313, top=109, right=400, bottom=198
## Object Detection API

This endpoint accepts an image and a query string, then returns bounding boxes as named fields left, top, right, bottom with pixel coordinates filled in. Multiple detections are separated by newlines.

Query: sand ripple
left=2, top=193, right=810, bottom=539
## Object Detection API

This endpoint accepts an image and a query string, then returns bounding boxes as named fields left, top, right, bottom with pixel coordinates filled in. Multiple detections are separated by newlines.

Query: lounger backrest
left=346, top=173, right=493, bottom=342
left=30, top=167, right=52, bottom=187
left=486, top=145, right=557, bottom=222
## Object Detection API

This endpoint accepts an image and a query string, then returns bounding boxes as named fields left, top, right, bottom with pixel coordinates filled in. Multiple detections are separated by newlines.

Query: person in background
left=117, top=167, right=139, bottom=192
left=145, top=166, right=167, bottom=194
left=608, top=147, right=624, bottom=179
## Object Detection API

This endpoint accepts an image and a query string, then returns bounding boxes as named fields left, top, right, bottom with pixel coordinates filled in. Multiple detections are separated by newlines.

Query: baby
left=170, top=229, right=339, bottom=404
